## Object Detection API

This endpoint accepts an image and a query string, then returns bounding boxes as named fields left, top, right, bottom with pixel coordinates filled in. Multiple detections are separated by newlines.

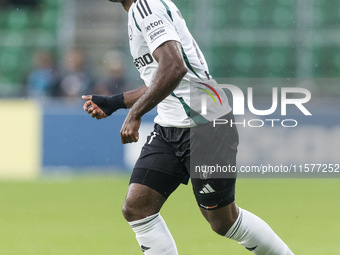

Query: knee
left=209, top=220, right=231, bottom=236
left=203, top=203, right=239, bottom=236
left=121, top=183, right=166, bottom=222
left=122, top=199, right=141, bottom=222
left=122, top=197, right=161, bottom=222
left=207, top=211, right=239, bottom=236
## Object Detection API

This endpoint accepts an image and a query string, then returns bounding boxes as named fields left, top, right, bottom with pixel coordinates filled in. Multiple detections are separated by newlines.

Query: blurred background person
left=26, top=50, right=59, bottom=99
left=92, top=50, right=128, bottom=95
left=57, top=49, right=94, bottom=100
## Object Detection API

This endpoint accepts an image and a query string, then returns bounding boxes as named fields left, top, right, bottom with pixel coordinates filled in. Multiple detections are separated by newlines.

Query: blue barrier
left=42, top=102, right=156, bottom=172
left=40, top=98, right=339, bottom=175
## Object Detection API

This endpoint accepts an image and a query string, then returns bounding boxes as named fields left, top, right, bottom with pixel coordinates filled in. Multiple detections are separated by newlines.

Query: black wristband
left=92, top=94, right=126, bottom=116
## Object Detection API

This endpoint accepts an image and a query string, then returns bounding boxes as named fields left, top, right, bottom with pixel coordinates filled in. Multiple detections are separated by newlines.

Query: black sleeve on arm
left=92, top=94, right=127, bottom=116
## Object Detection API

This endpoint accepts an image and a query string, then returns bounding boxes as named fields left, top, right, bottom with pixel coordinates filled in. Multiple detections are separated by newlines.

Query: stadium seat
left=0, top=11, right=7, bottom=29
left=6, top=8, right=30, bottom=31
left=333, top=52, right=340, bottom=69
left=272, top=7, right=295, bottom=28
left=3, top=32, right=24, bottom=47
left=233, top=48, right=254, bottom=73
left=0, top=47, right=25, bottom=84
left=42, top=0, right=60, bottom=9
left=41, top=9, right=59, bottom=31
left=0, top=0, right=60, bottom=94
left=317, top=0, right=340, bottom=27
left=313, top=47, right=339, bottom=77
left=0, top=47, right=25, bottom=71
left=35, top=30, right=56, bottom=47
left=266, top=49, right=287, bottom=72
left=240, top=7, right=260, bottom=27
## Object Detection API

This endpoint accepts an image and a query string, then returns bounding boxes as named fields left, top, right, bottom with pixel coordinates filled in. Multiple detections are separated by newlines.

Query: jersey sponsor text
left=145, top=20, right=164, bottom=32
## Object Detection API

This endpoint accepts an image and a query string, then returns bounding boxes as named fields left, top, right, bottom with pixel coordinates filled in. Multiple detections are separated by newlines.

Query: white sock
left=226, top=208, right=294, bottom=255
left=129, top=213, right=178, bottom=255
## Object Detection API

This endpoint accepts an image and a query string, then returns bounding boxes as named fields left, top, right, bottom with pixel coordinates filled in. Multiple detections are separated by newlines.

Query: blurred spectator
left=57, top=49, right=94, bottom=99
left=93, top=50, right=127, bottom=95
left=26, top=50, right=59, bottom=98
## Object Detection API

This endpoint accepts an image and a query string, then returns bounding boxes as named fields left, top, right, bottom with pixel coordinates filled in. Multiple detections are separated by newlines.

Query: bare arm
left=120, top=40, right=188, bottom=143
left=123, top=85, right=147, bottom=108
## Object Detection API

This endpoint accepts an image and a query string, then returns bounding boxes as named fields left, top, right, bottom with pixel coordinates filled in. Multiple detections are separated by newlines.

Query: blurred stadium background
left=0, top=0, right=338, bottom=178
left=0, top=0, right=339, bottom=254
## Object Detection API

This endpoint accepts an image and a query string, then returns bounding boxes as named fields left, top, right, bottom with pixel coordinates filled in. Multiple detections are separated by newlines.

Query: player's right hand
left=82, top=95, right=108, bottom=120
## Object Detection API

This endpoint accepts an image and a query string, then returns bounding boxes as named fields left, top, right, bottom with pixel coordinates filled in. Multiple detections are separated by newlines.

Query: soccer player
left=82, top=0, right=294, bottom=254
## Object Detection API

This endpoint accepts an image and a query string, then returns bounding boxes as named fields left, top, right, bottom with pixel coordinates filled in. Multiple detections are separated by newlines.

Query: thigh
left=190, top=112, right=239, bottom=210
left=130, top=168, right=183, bottom=199
left=134, top=126, right=190, bottom=184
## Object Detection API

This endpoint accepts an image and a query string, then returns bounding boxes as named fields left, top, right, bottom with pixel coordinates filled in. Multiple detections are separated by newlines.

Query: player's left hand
left=120, top=110, right=141, bottom=144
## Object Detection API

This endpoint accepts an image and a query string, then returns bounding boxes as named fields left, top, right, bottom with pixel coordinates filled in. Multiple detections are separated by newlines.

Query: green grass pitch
left=0, top=175, right=339, bottom=255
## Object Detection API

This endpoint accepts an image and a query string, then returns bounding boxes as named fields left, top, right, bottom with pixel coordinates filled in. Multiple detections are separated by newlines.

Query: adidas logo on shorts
left=199, top=184, right=216, bottom=194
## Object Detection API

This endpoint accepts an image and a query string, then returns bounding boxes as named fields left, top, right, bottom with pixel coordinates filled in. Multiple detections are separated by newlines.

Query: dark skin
left=82, top=0, right=239, bottom=237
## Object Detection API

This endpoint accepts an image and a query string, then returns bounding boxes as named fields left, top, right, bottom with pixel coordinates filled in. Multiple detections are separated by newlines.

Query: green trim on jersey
left=171, top=92, right=190, bottom=116
left=181, top=47, right=202, bottom=80
left=132, top=10, right=142, bottom=31
left=171, top=92, right=209, bottom=125
left=156, top=0, right=202, bottom=81
left=159, top=0, right=173, bottom=21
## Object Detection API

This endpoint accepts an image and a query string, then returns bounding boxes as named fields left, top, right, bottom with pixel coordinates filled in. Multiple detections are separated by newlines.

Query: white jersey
left=128, top=0, right=231, bottom=127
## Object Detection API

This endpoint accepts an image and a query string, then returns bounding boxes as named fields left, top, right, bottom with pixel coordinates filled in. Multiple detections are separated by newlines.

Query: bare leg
left=200, top=202, right=239, bottom=235
left=122, top=183, right=166, bottom=222
left=200, top=202, right=293, bottom=254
